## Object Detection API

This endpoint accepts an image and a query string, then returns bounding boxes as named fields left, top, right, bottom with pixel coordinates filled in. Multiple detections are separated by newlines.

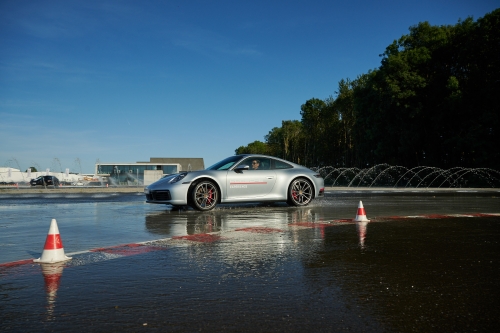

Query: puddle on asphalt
left=1, top=193, right=499, bottom=332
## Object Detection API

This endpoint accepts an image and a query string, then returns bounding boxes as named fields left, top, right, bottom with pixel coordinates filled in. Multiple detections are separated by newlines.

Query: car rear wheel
left=287, top=178, right=313, bottom=206
left=190, top=181, right=219, bottom=211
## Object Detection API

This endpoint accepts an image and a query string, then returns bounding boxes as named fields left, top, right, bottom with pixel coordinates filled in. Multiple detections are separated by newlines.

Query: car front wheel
left=190, top=181, right=219, bottom=211
left=287, top=178, right=313, bottom=206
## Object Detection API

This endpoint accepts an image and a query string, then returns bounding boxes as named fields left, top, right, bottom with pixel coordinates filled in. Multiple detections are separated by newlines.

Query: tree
left=265, top=126, right=284, bottom=158
left=300, top=98, right=327, bottom=166
left=235, top=140, right=269, bottom=155
left=353, top=10, right=499, bottom=169
left=234, top=9, right=500, bottom=170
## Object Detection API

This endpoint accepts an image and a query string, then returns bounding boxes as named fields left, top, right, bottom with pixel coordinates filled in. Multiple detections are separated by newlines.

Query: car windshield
left=206, top=155, right=244, bottom=171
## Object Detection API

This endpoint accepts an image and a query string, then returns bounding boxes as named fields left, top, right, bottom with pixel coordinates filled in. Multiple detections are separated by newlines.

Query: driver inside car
left=251, top=159, right=260, bottom=170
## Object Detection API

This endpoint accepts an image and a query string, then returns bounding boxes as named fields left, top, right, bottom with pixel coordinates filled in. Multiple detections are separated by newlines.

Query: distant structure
left=95, top=157, right=204, bottom=186
left=0, top=167, right=82, bottom=185
left=145, top=157, right=205, bottom=171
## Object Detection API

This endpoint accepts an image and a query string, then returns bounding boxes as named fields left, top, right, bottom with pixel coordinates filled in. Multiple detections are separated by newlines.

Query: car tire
left=287, top=178, right=313, bottom=206
left=189, top=181, right=219, bottom=211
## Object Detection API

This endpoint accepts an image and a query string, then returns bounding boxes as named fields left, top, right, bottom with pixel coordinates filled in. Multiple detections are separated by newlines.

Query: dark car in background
left=30, top=176, right=60, bottom=187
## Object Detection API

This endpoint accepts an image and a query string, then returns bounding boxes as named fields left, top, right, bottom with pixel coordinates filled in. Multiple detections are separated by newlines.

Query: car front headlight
left=169, top=172, right=188, bottom=184
left=144, top=187, right=150, bottom=194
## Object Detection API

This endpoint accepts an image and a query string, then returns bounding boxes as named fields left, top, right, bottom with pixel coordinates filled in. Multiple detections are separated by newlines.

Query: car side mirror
left=234, top=165, right=249, bottom=173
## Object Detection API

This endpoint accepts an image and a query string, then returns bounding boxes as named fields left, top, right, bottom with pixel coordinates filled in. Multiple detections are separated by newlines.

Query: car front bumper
left=144, top=183, right=190, bottom=205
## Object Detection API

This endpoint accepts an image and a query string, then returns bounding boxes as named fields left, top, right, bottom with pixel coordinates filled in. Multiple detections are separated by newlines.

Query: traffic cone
left=34, top=219, right=72, bottom=263
left=353, top=201, right=370, bottom=222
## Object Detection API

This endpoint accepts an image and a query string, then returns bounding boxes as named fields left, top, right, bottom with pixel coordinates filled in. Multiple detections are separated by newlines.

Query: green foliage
left=264, top=120, right=304, bottom=163
left=235, top=140, right=269, bottom=155
left=235, top=9, right=499, bottom=169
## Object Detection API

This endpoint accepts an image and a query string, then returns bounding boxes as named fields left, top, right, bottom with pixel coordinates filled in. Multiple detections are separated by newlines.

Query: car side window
left=274, top=160, right=293, bottom=169
left=242, top=157, right=271, bottom=170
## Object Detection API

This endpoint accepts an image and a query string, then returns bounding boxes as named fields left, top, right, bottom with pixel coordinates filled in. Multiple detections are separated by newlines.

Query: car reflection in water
left=145, top=205, right=331, bottom=237
left=145, top=210, right=224, bottom=236
left=144, top=205, right=345, bottom=278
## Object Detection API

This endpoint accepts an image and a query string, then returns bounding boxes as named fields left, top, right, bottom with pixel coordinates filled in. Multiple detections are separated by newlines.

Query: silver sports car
left=144, top=154, right=324, bottom=210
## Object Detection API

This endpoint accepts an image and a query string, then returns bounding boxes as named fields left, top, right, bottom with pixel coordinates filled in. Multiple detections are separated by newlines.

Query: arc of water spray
left=476, top=168, right=500, bottom=187
left=333, top=168, right=361, bottom=186
left=349, top=164, right=390, bottom=187
left=30, top=161, right=42, bottom=171
left=313, top=166, right=366, bottom=186
left=394, top=166, right=427, bottom=188
left=369, top=165, right=407, bottom=187
left=53, top=158, right=63, bottom=173
left=438, top=167, right=500, bottom=188
left=348, top=168, right=368, bottom=187
left=74, top=158, right=82, bottom=175
left=314, top=164, right=499, bottom=188
left=415, top=168, right=448, bottom=188
left=318, top=167, right=338, bottom=185
left=405, top=166, right=441, bottom=188
left=10, top=158, right=26, bottom=181
left=471, top=168, right=500, bottom=187
left=438, top=168, right=473, bottom=188
left=424, top=167, right=463, bottom=188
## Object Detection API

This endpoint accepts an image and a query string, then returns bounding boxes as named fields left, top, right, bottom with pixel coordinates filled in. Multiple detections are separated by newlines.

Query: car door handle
left=267, top=177, right=274, bottom=179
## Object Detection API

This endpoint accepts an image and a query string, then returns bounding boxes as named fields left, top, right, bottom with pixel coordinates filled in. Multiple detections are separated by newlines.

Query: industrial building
left=95, top=157, right=204, bottom=186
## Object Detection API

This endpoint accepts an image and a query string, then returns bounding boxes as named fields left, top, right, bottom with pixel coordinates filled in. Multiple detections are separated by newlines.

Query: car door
left=226, top=157, right=276, bottom=199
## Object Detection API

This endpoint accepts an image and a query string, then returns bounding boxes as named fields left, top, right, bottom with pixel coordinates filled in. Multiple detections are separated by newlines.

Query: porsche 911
left=144, top=154, right=324, bottom=210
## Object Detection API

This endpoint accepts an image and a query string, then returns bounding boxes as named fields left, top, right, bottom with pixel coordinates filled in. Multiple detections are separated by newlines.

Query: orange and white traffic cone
left=34, top=219, right=72, bottom=263
left=353, top=201, right=370, bottom=222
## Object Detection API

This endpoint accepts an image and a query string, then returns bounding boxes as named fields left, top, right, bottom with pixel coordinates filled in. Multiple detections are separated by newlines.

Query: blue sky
left=1, top=0, right=498, bottom=173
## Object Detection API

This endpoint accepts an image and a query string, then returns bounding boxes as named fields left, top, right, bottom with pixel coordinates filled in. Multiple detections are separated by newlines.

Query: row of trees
left=236, top=9, right=499, bottom=169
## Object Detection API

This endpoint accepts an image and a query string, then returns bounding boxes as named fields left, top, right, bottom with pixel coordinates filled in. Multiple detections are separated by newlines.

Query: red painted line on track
left=235, top=227, right=284, bottom=233
left=0, top=259, right=33, bottom=268
left=381, top=215, right=414, bottom=220
left=291, top=213, right=500, bottom=229
left=332, top=219, right=355, bottom=223
left=290, top=222, right=336, bottom=228
left=172, top=234, right=222, bottom=243
left=465, top=213, right=498, bottom=217
left=90, top=243, right=164, bottom=256
left=421, top=214, right=454, bottom=219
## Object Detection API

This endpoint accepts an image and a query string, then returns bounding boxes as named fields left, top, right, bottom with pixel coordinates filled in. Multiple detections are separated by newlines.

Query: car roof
left=234, top=154, right=303, bottom=168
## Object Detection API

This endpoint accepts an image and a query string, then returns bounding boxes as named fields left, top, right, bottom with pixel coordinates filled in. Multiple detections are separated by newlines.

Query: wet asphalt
left=1, top=190, right=499, bottom=332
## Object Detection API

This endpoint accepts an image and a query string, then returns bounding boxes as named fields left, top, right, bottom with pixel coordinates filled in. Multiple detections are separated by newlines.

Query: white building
left=0, top=167, right=83, bottom=185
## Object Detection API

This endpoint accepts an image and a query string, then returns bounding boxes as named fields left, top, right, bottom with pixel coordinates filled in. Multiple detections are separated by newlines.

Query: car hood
left=147, top=170, right=206, bottom=189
